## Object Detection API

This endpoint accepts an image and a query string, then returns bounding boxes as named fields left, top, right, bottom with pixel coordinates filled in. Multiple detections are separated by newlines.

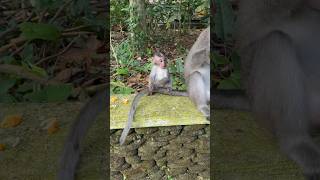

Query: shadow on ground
left=0, top=103, right=106, bottom=179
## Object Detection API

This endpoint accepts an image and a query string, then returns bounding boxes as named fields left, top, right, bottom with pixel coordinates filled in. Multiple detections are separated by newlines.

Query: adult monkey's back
left=58, top=89, right=107, bottom=180
left=238, top=0, right=320, bottom=178
left=185, top=27, right=210, bottom=119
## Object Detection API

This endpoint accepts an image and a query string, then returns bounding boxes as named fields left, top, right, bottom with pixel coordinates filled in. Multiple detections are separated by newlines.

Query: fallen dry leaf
left=47, top=119, right=59, bottom=134
left=122, top=98, right=129, bottom=105
left=0, top=144, right=5, bottom=151
left=0, top=115, right=22, bottom=128
left=111, top=96, right=118, bottom=103
left=40, top=118, right=60, bottom=134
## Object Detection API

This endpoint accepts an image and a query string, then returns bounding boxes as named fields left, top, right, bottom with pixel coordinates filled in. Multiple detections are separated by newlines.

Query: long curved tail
left=119, top=92, right=146, bottom=145
left=153, top=88, right=188, bottom=96
left=213, top=89, right=251, bottom=111
left=153, top=87, right=188, bottom=96
left=119, top=88, right=189, bottom=145
left=57, top=89, right=107, bottom=180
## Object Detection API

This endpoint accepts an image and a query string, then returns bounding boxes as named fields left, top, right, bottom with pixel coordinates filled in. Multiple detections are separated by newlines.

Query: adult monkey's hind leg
left=188, top=71, right=210, bottom=119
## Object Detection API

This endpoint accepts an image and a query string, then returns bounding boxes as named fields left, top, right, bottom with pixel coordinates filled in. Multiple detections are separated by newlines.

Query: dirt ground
left=0, top=103, right=107, bottom=179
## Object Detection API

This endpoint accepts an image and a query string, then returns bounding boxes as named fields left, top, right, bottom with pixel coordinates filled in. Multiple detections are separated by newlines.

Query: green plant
left=213, top=52, right=242, bottom=89
left=110, top=81, right=134, bottom=94
left=123, top=4, right=148, bottom=55
left=213, top=0, right=235, bottom=40
left=110, top=0, right=129, bottom=29
left=0, top=0, right=107, bottom=103
left=168, top=57, right=186, bottom=90
left=110, top=0, right=210, bottom=94
left=24, top=84, right=73, bottom=102
left=112, top=39, right=154, bottom=75
left=147, top=0, right=209, bottom=32
left=167, top=175, right=174, bottom=180
left=112, top=39, right=134, bottom=77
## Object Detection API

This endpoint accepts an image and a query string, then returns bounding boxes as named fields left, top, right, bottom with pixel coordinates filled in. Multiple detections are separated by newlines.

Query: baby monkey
left=149, top=52, right=172, bottom=93
left=119, top=52, right=173, bottom=145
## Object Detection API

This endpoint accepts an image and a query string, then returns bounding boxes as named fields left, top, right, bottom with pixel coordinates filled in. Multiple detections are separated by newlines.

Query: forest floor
left=110, top=29, right=203, bottom=91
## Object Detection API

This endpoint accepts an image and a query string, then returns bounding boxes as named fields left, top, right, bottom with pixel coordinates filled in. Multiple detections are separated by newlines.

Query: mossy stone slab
left=110, top=94, right=209, bottom=129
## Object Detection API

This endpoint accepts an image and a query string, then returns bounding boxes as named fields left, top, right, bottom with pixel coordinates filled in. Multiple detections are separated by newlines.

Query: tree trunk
left=129, top=0, right=147, bottom=54
left=129, top=0, right=146, bottom=32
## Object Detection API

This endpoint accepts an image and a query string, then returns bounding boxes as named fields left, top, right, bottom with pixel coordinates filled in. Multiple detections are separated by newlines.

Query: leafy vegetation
left=213, top=0, right=242, bottom=90
left=0, top=0, right=108, bottom=102
left=111, top=0, right=209, bottom=94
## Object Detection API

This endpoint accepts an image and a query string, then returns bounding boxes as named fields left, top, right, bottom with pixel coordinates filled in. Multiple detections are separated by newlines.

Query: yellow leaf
left=111, top=96, right=118, bottom=103
left=0, top=115, right=23, bottom=128
left=122, top=98, right=129, bottom=105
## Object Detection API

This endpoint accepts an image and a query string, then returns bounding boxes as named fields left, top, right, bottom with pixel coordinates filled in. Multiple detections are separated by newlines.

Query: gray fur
left=184, top=27, right=210, bottom=119
left=238, top=1, right=320, bottom=178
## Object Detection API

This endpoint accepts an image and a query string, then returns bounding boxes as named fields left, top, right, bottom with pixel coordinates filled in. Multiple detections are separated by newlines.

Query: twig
left=38, top=8, right=48, bottom=23
left=35, top=36, right=79, bottom=65
left=0, top=26, right=17, bottom=40
left=0, top=9, right=34, bottom=53
left=0, top=36, right=26, bottom=54
left=64, top=25, right=88, bottom=32
left=9, top=41, right=28, bottom=56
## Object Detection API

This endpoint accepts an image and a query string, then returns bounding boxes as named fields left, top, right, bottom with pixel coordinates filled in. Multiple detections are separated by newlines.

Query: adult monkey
left=235, top=0, right=320, bottom=178
left=185, top=27, right=210, bottom=119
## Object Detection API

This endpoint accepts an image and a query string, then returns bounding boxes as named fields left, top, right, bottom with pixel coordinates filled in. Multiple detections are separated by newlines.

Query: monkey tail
left=153, top=88, right=188, bottom=96
left=213, top=89, right=251, bottom=111
left=57, top=90, right=107, bottom=180
left=119, top=92, right=146, bottom=145
left=168, top=90, right=188, bottom=96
